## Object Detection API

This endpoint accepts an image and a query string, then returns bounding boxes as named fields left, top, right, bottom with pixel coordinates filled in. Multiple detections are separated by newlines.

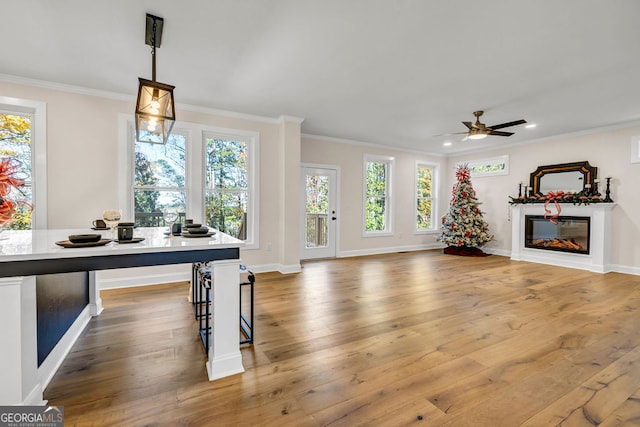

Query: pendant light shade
left=135, top=78, right=175, bottom=144
left=134, top=14, right=176, bottom=144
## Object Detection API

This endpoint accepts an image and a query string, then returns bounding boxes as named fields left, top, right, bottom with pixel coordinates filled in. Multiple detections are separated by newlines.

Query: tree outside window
left=0, top=113, right=32, bottom=229
left=205, top=137, right=248, bottom=240
left=416, top=164, right=434, bottom=231
left=364, top=156, right=392, bottom=233
left=133, top=131, right=186, bottom=226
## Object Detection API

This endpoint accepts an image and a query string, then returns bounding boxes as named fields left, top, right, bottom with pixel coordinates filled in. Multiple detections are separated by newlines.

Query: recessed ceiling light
left=443, top=141, right=452, bottom=146
left=525, top=123, right=537, bottom=129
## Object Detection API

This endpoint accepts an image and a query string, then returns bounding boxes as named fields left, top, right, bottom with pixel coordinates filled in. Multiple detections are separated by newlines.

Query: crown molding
left=302, top=132, right=446, bottom=158
left=0, top=73, right=282, bottom=125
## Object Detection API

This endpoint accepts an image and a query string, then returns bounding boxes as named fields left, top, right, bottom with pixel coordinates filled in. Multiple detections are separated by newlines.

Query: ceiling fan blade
left=488, top=119, right=527, bottom=130
left=488, top=130, right=514, bottom=137
left=462, top=121, right=474, bottom=130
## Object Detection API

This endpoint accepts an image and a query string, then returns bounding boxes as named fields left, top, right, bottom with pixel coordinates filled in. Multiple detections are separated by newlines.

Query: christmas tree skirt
left=443, top=246, right=491, bottom=257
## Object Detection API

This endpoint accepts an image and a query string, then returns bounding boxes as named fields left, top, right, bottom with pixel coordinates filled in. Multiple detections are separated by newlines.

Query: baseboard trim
left=98, top=272, right=191, bottom=290
left=38, top=305, right=91, bottom=391
left=337, top=243, right=443, bottom=258
left=610, top=264, right=640, bottom=276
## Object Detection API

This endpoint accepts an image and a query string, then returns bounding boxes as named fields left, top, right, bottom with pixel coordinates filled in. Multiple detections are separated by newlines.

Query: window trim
left=0, top=97, right=47, bottom=229
left=414, top=161, right=439, bottom=234
left=201, top=128, right=260, bottom=250
left=363, top=154, right=394, bottom=237
left=457, top=155, right=509, bottom=178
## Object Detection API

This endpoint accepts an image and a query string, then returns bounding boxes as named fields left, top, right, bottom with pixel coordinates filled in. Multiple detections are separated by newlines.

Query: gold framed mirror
left=530, top=161, right=597, bottom=197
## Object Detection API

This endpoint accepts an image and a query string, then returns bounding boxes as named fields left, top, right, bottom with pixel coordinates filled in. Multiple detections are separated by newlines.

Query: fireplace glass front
left=524, top=215, right=590, bottom=254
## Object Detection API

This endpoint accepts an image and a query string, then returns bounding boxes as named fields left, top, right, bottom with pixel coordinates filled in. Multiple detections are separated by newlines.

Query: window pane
left=205, top=191, right=247, bottom=239
left=365, top=161, right=388, bottom=232
left=366, top=196, right=387, bottom=232
left=417, top=167, right=432, bottom=197
left=135, top=133, right=186, bottom=188
left=416, top=198, right=432, bottom=230
left=416, top=166, right=433, bottom=231
left=205, top=138, right=247, bottom=190
left=305, top=174, right=329, bottom=248
left=134, top=189, right=186, bottom=227
left=133, top=130, right=186, bottom=227
left=0, top=113, right=32, bottom=230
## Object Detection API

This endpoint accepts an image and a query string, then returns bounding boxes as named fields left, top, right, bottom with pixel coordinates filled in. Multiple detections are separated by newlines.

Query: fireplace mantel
left=511, top=203, right=616, bottom=273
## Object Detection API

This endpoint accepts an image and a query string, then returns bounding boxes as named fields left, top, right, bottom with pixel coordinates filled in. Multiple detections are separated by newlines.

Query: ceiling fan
left=442, top=111, right=527, bottom=140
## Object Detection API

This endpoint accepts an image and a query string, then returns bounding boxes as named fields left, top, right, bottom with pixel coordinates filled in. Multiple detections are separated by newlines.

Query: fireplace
left=524, top=215, right=590, bottom=254
left=511, top=204, right=614, bottom=273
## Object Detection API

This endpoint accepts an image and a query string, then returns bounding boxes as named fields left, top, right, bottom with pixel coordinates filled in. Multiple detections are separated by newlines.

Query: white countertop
left=0, top=227, right=243, bottom=262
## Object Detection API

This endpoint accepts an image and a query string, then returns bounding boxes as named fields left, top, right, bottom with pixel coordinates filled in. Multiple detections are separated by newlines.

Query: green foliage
left=134, top=151, right=159, bottom=214
left=306, top=175, right=329, bottom=214
left=133, top=133, right=186, bottom=226
left=204, top=138, right=248, bottom=239
left=416, top=166, right=432, bottom=230
left=365, top=161, right=387, bottom=232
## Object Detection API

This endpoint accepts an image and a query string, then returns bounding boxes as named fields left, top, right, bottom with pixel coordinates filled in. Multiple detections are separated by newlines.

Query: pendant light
left=135, top=13, right=175, bottom=144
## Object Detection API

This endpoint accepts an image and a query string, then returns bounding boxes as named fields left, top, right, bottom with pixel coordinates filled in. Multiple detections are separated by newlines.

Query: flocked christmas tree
left=439, top=163, right=493, bottom=255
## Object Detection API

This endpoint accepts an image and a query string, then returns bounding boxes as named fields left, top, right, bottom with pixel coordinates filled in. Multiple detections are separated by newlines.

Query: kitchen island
left=0, top=227, right=244, bottom=405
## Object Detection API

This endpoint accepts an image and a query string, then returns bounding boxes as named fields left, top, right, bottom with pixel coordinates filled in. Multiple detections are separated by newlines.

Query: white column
left=510, top=205, right=524, bottom=261
left=206, top=259, right=244, bottom=380
left=0, top=276, right=46, bottom=405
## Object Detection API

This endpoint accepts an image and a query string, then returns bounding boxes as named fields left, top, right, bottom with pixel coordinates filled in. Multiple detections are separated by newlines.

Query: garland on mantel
left=509, top=190, right=603, bottom=225
left=509, top=190, right=603, bottom=206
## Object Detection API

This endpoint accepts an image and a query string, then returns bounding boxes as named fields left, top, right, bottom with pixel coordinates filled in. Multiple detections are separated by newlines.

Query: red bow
left=0, top=158, right=25, bottom=196
left=543, top=191, right=564, bottom=224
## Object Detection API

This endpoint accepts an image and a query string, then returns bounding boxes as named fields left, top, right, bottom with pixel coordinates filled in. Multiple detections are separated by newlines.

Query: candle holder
left=603, top=177, right=614, bottom=202
left=518, top=182, right=522, bottom=198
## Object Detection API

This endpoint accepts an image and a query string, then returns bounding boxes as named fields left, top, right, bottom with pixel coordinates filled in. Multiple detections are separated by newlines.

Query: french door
left=301, top=166, right=338, bottom=259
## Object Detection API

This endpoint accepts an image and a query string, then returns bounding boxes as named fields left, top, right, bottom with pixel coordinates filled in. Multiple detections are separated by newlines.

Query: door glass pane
left=305, top=174, right=329, bottom=248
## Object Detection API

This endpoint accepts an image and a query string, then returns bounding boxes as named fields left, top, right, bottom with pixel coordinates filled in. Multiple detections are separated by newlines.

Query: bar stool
left=196, top=263, right=254, bottom=351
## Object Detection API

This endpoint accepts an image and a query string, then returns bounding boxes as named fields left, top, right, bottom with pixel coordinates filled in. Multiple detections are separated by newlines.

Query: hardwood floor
left=45, top=250, right=640, bottom=426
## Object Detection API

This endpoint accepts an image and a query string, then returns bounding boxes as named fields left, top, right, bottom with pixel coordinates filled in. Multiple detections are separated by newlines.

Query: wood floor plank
left=44, top=251, right=640, bottom=425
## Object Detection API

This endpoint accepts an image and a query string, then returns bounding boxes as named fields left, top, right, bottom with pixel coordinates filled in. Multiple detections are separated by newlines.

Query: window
left=416, top=162, right=437, bottom=232
left=133, top=130, right=187, bottom=226
left=458, top=155, right=509, bottom=177
left=0, top=98, right=46, bottom=229
left=364, top=155, right=393, bottom=235
left=123, top=117, right=259, bottom=248
left=204, top=135, right=250, bottom=240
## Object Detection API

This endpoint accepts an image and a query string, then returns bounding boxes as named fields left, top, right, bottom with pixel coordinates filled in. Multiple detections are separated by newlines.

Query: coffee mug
left=93, top=219, right=106, bottom=229
left=117, top=222, right=134, bottom=241
left=171, top=223, right=182, bottom=235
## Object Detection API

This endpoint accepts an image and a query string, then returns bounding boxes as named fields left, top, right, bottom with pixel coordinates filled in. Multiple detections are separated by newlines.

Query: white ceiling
left=3, top=0, right=640, bottom=154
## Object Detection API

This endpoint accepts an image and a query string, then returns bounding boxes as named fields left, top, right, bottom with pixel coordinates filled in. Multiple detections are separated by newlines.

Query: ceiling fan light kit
left=440, top=110, right=527, bottom=142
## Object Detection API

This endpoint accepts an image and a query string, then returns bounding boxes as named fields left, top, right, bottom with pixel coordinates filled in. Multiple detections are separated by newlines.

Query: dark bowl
left=185, top=223, right=202, bottom=229
left=186, top=227, right=209, bottom=234
left=68, top=234, right=102, bottom=243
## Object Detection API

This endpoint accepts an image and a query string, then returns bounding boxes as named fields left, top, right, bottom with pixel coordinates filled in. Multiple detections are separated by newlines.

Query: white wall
left=446, top=125, right=640, bottom=273
left=301, top=135, right=446, bottom=256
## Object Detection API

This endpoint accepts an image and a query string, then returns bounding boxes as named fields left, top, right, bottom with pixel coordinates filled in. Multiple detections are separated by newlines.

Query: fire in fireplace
left=525, top=215, right=590, bottom=254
